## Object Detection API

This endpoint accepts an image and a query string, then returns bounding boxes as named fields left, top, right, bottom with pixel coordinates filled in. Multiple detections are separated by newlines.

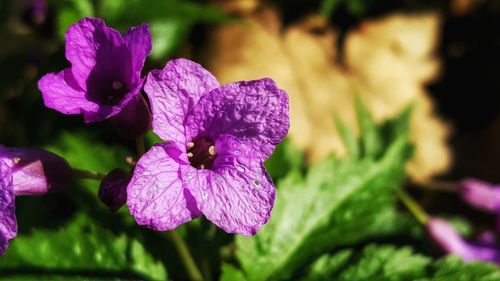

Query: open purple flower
left=0, top=146, right=72, bottom=255
left=427, top=218, right=500, bottom=264
left=38, top=17, right=152, bottom=138
left=127, top=58, right=289, bottom=235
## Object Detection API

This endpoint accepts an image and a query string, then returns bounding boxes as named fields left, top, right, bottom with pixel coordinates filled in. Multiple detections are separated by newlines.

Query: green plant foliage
left=264, top=138, right=305, bottom=181
left=234, top=102, right=414, bottom=280
left=45, top=131, right=130, bottom=174
left=220, top=263, right=248, bottom=281
left=303, top=244, right=500, bottom=281
left=51, top=0, right=231, bottom=60
left=0, top=215, right=167, bottom=281
left=320, top=0, right=377, bottom=18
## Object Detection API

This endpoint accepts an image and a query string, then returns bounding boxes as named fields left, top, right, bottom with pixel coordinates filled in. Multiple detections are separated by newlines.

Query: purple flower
left=126, top=59, right=289, bottom=235
left=460, top=178, right=500, bottom=214
left=38, top=17, right=152, bottom=138
left=0, top=146, right=72, bottom=255
left=427, top=218, right=500, bottom=264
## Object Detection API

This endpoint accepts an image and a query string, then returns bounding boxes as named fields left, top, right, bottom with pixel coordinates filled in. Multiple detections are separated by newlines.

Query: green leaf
left=220, top=264, right=248, bottom=281
left=320, top=0, right=342, bottom=18
left=0, top=215, right=167, bottom=281
left=335, top=117, right=359, bottom=159
left=303, top=249, right=354, bottom=281
left=419, top=256, right=500, bottom=281
left=335, top=245, right=431, bottom=281
left=265, top=138, right=305, bottom=181
left=51, top=0, right=94, bottom=39
left=235, top=108, right=413, bottom=281
left=100, top=0, right=232, bottom=60
left=355, top=97, right=382, bottom=158
left=45, top=131, right=130, bottom=174
left=303, top=244, right=500, bottom=281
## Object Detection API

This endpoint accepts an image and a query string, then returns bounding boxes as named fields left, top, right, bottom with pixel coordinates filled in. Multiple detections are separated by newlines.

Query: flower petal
left=127, top=142, right=200, bottom=231
left=0, top=147, right=72, bottom=196
left=0, top=159, right=17, bottom=256
left=427, top=218, right=500, bottom=263
left=38, top=69, right=100, bottom=116
left=182, top=135, right=275, bottom=235
left=185, top=78, right=289, bottom=158
left=123, top=23, right=152, bottom=77
left=144, top=58, right=220, bottom=143
left=110, top=93, right=152, bottom=139
left=65, top=17, right=132, bottom=90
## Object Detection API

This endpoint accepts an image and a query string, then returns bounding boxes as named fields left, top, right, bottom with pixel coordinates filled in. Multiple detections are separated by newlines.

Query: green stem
left=167, top=230, right=204, bottom=281
left=413, top=180, right=459, bottom=193
left=135, top=136, right=146, bottom=158
left=71, top=168, right=106, bottom=180
left=135, top=137, right=203, bottom=279
left=396, top=188, right=429, bottom=225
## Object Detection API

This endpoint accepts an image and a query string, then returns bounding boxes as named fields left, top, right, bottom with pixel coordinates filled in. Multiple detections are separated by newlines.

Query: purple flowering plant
left=3, top=16, right=290, bottom=276
left=4, top=10, right=500, bottom=281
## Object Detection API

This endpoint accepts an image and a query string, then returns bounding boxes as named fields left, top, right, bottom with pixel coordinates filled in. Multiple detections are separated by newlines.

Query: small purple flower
left=0, top=146, right=72, bottom=255
left=460, top=178, right=500, bottom=214
left=126, top=59, right=289, bottom=235
left=427, top=218, right=500, bottom=264
left=38, top=17, right=152, bottom=138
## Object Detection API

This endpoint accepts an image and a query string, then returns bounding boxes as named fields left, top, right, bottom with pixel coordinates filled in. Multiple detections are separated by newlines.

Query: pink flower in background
left=427, top=218, right=500, bottom=264
left=0, top=146, right=72, bottom=255
left=460, top=178, right=500, bottom=214
left=127, top=58, right=289, bottom=235
left=38, top=17, right=152, bottom=138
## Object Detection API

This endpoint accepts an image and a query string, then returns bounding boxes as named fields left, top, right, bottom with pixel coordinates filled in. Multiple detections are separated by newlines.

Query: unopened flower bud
left=0, top=146, right=72, bottom=196
left=460, top=178, right=500, bottom=214
left=99, top=168, right=130, bottom=212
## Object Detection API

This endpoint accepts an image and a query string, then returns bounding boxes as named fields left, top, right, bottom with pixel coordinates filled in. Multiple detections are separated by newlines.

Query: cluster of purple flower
left=427, top=179, right=500, bottom=264
left=0, top=18, right=289, bottom=255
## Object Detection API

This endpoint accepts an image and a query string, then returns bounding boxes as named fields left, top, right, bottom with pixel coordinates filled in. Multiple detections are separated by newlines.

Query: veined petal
left=38, top=69, right=99, bottom=116
left=127, top=142, right=200, bottom=231
left=65, top=17, right=132, bottom=91
left=182, top=135, right=275, bottom=236
left=124, top=23, right=152, bottom=77
left=0, top=160, right=17, bottom=256
left=144, top=58, right=220, bottom=144
left=185, top=78, right=289, bottom=159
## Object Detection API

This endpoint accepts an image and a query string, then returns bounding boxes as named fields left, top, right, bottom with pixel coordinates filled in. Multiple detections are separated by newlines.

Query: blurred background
left=1, top=0, right=500, bottom=280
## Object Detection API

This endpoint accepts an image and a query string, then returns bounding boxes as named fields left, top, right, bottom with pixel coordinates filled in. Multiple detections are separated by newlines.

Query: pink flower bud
left=0, top=146, right=72, bottom=196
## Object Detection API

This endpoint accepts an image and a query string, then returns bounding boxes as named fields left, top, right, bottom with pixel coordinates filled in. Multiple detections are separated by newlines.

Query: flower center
left=101, top=80, right=128, bottom=105
left=187, top=137, right=216, bottom=169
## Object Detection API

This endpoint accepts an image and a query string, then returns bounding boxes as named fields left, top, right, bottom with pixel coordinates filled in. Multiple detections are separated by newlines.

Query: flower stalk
left=71, top=168, right=106, bottom=180
left=134, top=131, right=204, bottom=281
left=167, top=230, right=204, bottom=281
left=396, top=188, right=429, bottom=224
